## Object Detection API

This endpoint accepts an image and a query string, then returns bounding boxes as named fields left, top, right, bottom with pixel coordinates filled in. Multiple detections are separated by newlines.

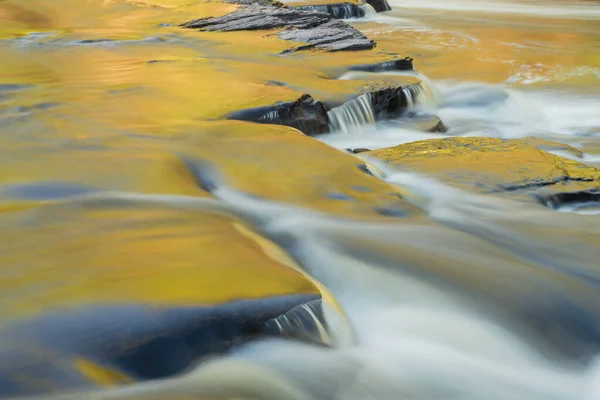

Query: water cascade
left=327, top=93, right=376, bottom=133
left=295, top=3, right=376, bottom=19
left=327, top=82, right=435, bottom=133
left=358, top=3, right=377, bottom=18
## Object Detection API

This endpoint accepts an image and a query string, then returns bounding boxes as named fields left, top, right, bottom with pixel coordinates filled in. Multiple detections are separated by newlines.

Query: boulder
left=182, top=6, right=375, bottom=53
left=224, top=94, right=330, bottom=135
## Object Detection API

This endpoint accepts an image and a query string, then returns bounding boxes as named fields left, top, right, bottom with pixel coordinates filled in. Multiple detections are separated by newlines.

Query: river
left=0, top=0, right=599, bottom=399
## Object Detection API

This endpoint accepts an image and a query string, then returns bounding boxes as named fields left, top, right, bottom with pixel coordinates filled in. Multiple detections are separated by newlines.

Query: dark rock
left=279, top=20, right=375, bottom=53
left=0, top=83, right=33, bottom=92
left=182, top=6, right=330, bottom=31
left=365, top=0, right=391, bottom=12
left=294, top=3, right=369, bottom=19
left=224, top=83, right=428, bottom=135
left=0, top=294, right=321, bottom=396
left=369, top=86, right=411, bottom=120
left=347, top=148, right=372, bottom=154
left=539, top=189, right=600, bottom=210
left=182, top=6, right=375, bottom=53
left=348, top=57, right=414, bottom=72
left=263, top=299, right=330, bottom=346
left=224, top=94, right=330, bottom=136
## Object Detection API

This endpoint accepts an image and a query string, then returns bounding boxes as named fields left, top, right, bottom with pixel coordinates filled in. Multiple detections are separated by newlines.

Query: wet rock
left=0, top=181, right=97, bottom=201
left=294, top=3, right=371, bottom=19
left=365, top=137, right=600, bottom=198
left=0, top=294, right=321, bottom=396
left=347, top=148, right=372, bottom=154
left=263, top=299, right=331, bottom=346
left=379, top=114, right=447, bottom=133
left=278, top=20, right=375, bottom=53
left=540, top=189, right=600, bottom=210
left=182, top=6, right=330, bottom=31
left=70, top=37, right=165, bottom=46
left=182, top=6, right=375, bottom=53
left=224, top=94, right=330, bottom=135
left=348, top=57, right=414, bottom=73
left=0, top=83, right=33, bottom=92
left=365, top=0, right=391, bottom=12
left=225, top=82, right=429, bottom=135
left=520, top=136, right=584, bottom=159
left=369, top=86, right=411, bottom=120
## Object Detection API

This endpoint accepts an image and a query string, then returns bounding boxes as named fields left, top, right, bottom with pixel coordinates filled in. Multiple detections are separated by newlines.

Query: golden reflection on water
left=358, top=6, right=600, bottom=88
left=0, top=0, right=597, bottom=317
left=0, top=0, right=599, bottom=396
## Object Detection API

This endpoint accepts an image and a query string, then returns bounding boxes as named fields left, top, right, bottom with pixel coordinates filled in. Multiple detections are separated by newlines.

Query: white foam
left=388, top=0, right=600, bottom=19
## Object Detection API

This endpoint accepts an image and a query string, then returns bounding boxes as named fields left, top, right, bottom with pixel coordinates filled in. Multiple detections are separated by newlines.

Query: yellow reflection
left=0, top=203, right=319, bottom=321
left=366, top=137, right=600, bottom=192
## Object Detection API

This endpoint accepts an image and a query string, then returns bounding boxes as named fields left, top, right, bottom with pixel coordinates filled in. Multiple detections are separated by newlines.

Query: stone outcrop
left=224, top=82, right=432, bottom=136
left=540, top=189, right=600, bottom=210
left=182, top=6, right=375, bottom=53
left=348, top=57, right=414, bottom=73
left=278, top=19, right=375, bottom=53
left=294, top=3, right=371, bottom=19
left=379, top=114, right=447, bottom=133
left=363, top=137, right=600, bottom=198
left=224, top=94, right=330, bottom=135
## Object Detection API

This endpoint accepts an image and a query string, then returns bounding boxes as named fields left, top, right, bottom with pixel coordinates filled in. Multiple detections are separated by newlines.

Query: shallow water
left=1, top=0, right=600, bottom=399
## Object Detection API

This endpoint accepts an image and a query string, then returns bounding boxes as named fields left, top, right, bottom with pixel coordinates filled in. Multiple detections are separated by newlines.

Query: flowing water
left=1, top=0, right=600, bottom=399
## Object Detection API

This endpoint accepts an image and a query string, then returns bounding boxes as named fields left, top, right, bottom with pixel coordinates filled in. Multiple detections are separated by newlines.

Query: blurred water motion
left=0, top=0, right=600, bottom=399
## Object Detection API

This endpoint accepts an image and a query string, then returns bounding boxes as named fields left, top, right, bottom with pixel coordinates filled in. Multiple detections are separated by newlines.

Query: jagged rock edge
left=222, top=83, right=426, bottom=136
left=181, top=5, right=377, bottom=53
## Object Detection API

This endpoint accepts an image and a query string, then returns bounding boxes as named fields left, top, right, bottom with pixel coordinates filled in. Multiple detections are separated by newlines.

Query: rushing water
left=1, top=0, right=600, bottom=399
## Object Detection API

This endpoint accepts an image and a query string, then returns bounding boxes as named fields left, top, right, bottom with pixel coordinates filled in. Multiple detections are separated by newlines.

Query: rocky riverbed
left=0, top=0, right=599, bottom=399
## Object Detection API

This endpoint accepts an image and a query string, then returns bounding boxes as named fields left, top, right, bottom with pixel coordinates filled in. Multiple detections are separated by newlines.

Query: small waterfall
left=403, top=82, right=438, bottom=111
left=333, top=3, right=358, bottom=19
left=295, top=2, right=376, bottom=19
left=384, top=69, right=442, bottom=108
left=328, top=83, right=439, bottom=133
left=358, top=3, right=377, bottom=17
left=328, top=93, right=376, bottom=133
left=338, top=69, right=442, bottom=109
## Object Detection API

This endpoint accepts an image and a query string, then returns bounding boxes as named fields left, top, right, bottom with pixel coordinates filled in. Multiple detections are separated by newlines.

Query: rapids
left=1, top=0, right=600, bottom=399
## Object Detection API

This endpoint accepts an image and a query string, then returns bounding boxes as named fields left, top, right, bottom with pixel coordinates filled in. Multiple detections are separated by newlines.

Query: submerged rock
left=294, top=3, right=375, bottom=19
left=348, top=57, right=414, bottom=73
left=369, top=86, right=412, bottom=120
left=182, top=6, right=375, bottom=53
left=347, top=148, right=372, bottom=154
left=540, top=189, right=600, bottom=210
left=0, top=295, right=322, bottom=397
left=364, top=137, right=600, bottom=197
left=224, top=94, right=330, bottom=135
left=182, top=6, right=329, bottom=31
